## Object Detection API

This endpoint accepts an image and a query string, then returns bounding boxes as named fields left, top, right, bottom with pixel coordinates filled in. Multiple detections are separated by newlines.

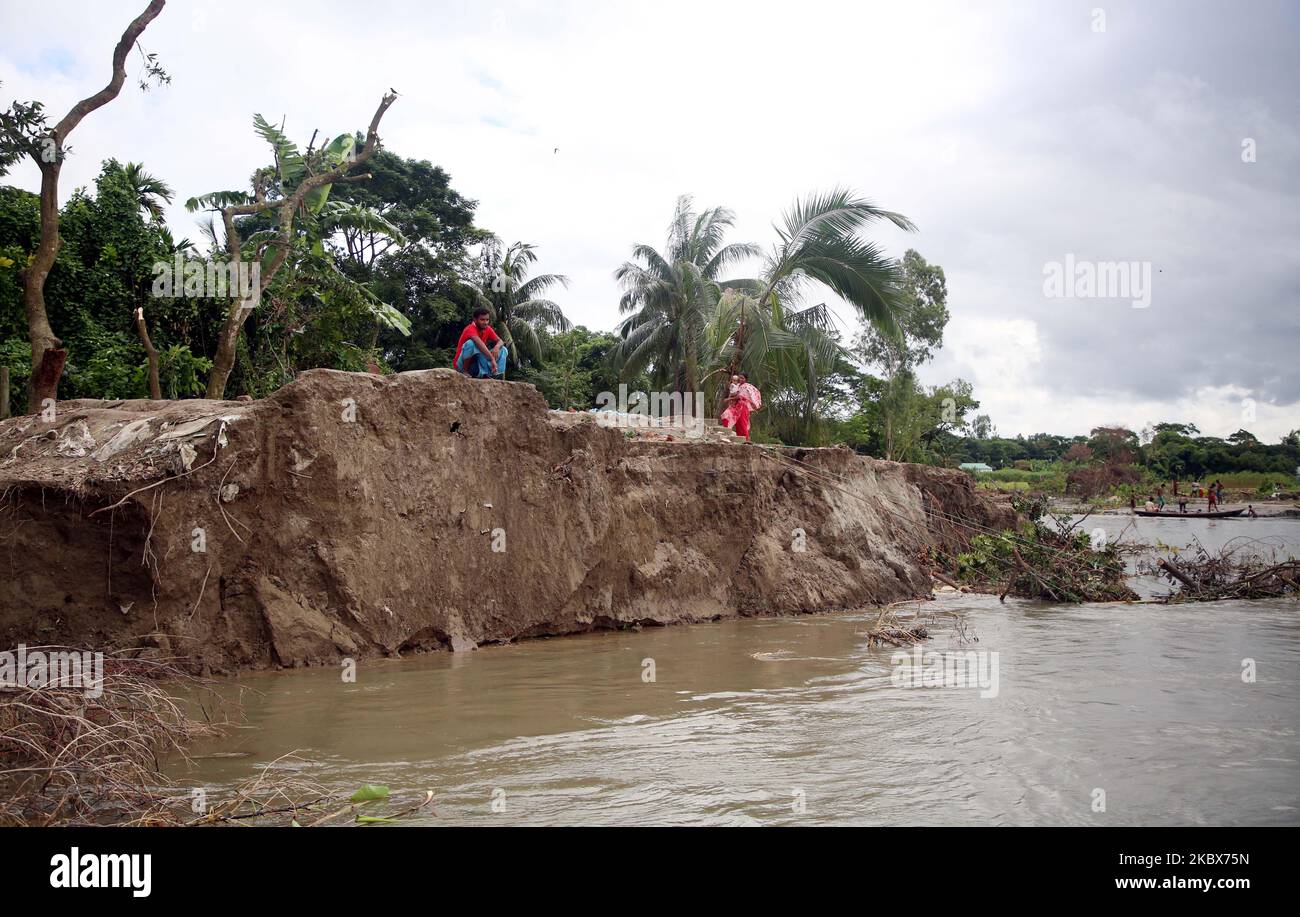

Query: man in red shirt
left=454, top=308, right=508, bottom=378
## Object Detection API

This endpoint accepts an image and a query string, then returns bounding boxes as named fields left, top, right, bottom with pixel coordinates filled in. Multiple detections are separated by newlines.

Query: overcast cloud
left=2, top=0, right=1296, bottom=440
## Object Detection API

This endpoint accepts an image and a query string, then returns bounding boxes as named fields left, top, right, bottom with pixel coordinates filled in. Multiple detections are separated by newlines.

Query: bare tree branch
left=19, top=0, right=167, bottom=412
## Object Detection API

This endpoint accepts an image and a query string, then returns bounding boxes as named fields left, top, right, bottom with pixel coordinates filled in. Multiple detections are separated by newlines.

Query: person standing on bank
left=455, top=308, right=508, bottom=379
left=721, top=372, right=762, bottom=443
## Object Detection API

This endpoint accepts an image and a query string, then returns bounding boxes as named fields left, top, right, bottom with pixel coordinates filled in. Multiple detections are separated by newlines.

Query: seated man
left=454, top=308, right=508, bottom=378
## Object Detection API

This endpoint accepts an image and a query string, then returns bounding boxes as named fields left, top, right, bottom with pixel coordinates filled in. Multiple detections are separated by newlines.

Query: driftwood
left=931, top=570, right=961, bottom=589
left=1157, top=558, right=1197, bottom=590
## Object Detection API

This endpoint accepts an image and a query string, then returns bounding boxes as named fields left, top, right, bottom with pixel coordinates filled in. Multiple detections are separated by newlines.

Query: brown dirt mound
left=0, top=369, right=1014, bottom=673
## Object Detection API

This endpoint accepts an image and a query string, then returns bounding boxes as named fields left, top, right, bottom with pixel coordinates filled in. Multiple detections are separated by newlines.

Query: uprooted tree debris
left=858, top=601, right=985, bottom=648
left=951, top=496, right=1138, bottom=603
left=1141, top=537, right=1300, bottom=604
left=861, top=604, right=930, bottom=647
left=0, top=651, right=220, bottom=826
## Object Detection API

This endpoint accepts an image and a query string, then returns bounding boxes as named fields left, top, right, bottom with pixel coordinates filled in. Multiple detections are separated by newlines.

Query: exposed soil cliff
left=0, top=369, right=1015, bottom=673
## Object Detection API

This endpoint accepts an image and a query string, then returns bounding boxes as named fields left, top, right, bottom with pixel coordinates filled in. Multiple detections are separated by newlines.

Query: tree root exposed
left=0, top=651, right=221, bottom=826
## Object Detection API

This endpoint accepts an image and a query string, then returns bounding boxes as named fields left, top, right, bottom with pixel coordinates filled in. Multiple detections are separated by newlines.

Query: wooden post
left=0, top=365, right=9, bottom=420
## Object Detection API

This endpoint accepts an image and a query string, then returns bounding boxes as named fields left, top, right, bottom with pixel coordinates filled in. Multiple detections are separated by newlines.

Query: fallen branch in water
left=861, top=606, right=929, bottom=647
left=1142, top=537, right=1299, bottom=603
left=953, top=495, right=1139, bottom=603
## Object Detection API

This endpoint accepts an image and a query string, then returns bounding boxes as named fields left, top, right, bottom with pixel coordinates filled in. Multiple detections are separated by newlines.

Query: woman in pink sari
left=721, top=372, right=761, bottom=442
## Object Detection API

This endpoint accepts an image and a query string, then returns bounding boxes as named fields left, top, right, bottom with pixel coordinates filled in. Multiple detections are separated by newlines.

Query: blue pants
left=456, top=339, right=507, bottom=378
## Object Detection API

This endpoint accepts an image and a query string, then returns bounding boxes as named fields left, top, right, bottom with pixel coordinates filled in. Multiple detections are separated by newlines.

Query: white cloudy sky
left=2, top=0, right=1297, bottom=440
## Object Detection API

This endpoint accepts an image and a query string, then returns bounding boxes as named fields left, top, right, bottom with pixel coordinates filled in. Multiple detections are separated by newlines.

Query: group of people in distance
left=452, top=310, right=764, bottom=442
left=1135, top=478, right=1230, bottom=514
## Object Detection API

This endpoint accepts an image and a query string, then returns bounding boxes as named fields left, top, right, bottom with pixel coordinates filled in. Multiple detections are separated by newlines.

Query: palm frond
left=703, top=241, right=761, bottom=279
left=515, top=272, right=570, bottom=301
left=185, top=190, right=255, bottom=212
left=513, top=298, right=571, bottom=332
left=506, top=316, right=543, bottom=363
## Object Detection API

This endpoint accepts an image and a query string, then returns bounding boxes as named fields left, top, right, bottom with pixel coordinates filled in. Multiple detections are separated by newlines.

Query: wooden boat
left=1135, top=508, right=1246, bottom=518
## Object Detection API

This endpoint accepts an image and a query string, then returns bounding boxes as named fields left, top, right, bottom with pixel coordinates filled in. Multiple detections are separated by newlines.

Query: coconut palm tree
left=612, top=190, right=913, bottom=442
left=122, top=161, right=174, bottom=222
left=744, top=187, right=915, bottom=362
left=699, top=288, right=844, bottom=436
left=477, top=240, right=570, bottom=366
left=610, top=195, right=759, bottom=392
left=687, top=189, right=914, bottom=442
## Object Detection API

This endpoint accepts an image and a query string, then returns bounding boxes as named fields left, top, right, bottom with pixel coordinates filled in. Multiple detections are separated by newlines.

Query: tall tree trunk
left=206, top=300, right=249, bottom=400
left=17, top=0, right=168, bottom=414
left=135, top=306, right=162, bottom=399
left=22, top=160, right=66, bottom=413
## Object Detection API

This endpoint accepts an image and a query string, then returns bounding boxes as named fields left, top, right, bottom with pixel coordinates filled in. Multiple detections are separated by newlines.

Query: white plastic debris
left=55, top=421, right=96, bottom=458
left=92, top=418, right=154, bottom=461
left=175, top=442, right=198, bottom=473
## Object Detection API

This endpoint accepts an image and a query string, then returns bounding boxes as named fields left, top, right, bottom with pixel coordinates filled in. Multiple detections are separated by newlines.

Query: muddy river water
left=171, top=515, right=1300, bottom=825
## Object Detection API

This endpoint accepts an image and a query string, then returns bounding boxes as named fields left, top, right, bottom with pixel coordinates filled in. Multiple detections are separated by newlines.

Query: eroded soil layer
left=0, top=370, right=1014, bottom=672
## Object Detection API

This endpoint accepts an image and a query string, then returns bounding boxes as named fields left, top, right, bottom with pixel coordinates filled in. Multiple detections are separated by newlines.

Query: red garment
left=721, top=400, right=751, bottom=439
left=456, top=323, right=500, bottom=359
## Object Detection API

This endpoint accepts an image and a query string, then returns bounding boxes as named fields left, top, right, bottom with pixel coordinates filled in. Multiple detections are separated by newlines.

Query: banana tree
left=185, top=92, right=402, bottom=398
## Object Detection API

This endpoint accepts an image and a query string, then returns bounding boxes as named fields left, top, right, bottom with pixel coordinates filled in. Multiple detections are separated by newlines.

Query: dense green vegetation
left=0, top=160, right=213, bottom=407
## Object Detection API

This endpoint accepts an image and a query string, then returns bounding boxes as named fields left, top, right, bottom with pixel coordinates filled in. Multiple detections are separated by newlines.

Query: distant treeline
left=950, top=423, right=1299, bottom=479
